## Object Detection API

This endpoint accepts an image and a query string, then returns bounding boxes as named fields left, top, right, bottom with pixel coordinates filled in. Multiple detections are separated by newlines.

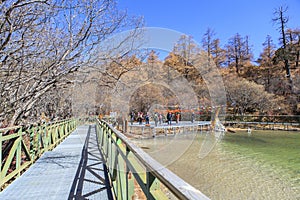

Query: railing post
left=0, top=131, right=2, bottom=183
left=60, top=124, right=64, bottom=139
left=45, top=124, right=50, bottom=151
left=55, top=125, right=59, bottom=141
left=38, top=125, right=43, bottom=155
left=109, top=129, right=113, bottom=177
left=49, top=125, right=53, bottom=149
left=50, top=125, right=55, bottom=148
left=146, top=171, right=156, bottom=200
left=72, top=119, right=76, bottom=131
left=29, top=125, right=36, bottom=162
left=41, top=124, right=46, bottom=151
left=100, top=123, right=104, bottom=147
left=58, top=123, right=61, bottom=139
left=105, top=125, right=109, bottom=159
left=125, top=146, right=130, bottom=200
left=125, top=146, right=134, bottom=199
left=16, top=128, right=22, bottom=178
left=64, top=121, right=68, bottom=136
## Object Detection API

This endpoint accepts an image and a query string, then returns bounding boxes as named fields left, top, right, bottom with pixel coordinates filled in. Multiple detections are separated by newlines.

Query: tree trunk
left=9, top=108, right=22, bottom=127
left=8, top=83, right=54, bottom=126
left=284, top=59, right=293, bottom=93
left=235, top=56, right=239, bottom=74
left=296, top=50, right=299, bottom=68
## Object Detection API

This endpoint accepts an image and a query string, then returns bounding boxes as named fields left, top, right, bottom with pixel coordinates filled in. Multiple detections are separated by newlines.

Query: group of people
left=129, top=111, right=182, bottom=126
left=130, top=111, right=162, bottom=126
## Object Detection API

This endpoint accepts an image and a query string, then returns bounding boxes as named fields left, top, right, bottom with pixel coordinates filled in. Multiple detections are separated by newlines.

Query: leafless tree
left=202, top=28, right=226, bottom=68
left=258, top=35, right=276, bottom=91
left=227, top=33, right=253, bottom=75
left=286, top=28, right=300, bottom=68
left=202, top=28, right=215, bottom=59
left=0, top=0, right=142, bottom=126
left=225, top=75, right=279, bottom=115
left=272, top=6, right=293, bottom=92
left=211, top=38, right=226, bottom=68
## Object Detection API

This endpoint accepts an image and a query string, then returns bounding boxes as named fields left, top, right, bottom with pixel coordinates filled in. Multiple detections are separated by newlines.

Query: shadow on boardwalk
left=68, top=125, right=113, bottom=200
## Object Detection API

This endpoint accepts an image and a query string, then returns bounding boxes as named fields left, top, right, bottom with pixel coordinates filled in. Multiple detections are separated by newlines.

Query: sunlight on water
left=131, top=130, right=300, bottom=199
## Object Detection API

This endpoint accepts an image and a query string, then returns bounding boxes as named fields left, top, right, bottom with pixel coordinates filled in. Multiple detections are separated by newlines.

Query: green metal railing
left=197, top=114, right=300, bottom=123
left=0, top=119, right=76, bottom=190
left=96, top=119, right=209, bottom=200
left=223, top=115, right=300, bottom=123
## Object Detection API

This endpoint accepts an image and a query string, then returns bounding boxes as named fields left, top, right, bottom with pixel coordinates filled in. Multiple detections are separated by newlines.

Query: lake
left=131, top=130, right=300, bottom=199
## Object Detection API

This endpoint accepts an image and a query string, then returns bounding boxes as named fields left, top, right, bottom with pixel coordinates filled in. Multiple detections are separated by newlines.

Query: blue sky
left=117, top=0, right=300, bottom=61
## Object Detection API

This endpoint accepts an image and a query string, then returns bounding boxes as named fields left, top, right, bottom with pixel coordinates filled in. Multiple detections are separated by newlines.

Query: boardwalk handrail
left=96, top=119, right=209, bottom=200
left=0, top=119, right=76, bottom=190
left=198, top=114, right=300, bottom=123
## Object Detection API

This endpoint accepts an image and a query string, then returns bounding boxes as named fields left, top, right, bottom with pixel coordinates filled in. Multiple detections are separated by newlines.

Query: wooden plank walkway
left=0, top=125, right=112, bottom=200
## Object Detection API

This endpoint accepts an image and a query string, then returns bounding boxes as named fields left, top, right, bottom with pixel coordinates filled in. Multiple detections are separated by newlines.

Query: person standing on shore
left=154, top=112, right=159, bottom=127
left=145, top=113, right=150, bottom=125
left=159, top=113, right=163, bottom=125
left=130, top=111, right=135, bottom=125
left=191, top=112, right=195, bottom=123
left=176, top=113, right=180, bottom=124
left=167, top=112, right=172, bottom=125
left=138, top=112, right=143, bottom=125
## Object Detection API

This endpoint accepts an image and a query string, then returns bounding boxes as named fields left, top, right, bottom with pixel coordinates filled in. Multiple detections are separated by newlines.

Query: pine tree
left=259, top=35, right=276, bottom=91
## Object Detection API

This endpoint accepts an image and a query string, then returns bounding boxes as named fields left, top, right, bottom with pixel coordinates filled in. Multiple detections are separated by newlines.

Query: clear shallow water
left=131, top=130, right=300, bottom=200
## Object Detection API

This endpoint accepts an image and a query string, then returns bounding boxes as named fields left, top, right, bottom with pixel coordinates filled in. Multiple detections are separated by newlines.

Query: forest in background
left=0, top=1, right=299, bottom=126
left=77, top=6, right=300, bottom=120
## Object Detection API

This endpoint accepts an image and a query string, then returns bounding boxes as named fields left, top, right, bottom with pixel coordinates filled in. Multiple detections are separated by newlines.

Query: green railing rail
left=96, top=119, right=209, bottom=200
left=198, top=114, right=300, bottom=123
left=223, top=115, right=300, bottom=123
left=0, top=119, right=76, bottom=190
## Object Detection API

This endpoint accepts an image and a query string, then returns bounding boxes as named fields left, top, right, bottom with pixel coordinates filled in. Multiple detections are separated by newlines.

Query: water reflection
left=132, top=133, right=197, bottom=168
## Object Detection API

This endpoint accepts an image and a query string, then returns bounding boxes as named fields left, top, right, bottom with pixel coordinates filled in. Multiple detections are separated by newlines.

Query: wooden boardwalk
left=0, top=125, right=112, bottom=200
left=127, top=121, right=211, bottom=138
